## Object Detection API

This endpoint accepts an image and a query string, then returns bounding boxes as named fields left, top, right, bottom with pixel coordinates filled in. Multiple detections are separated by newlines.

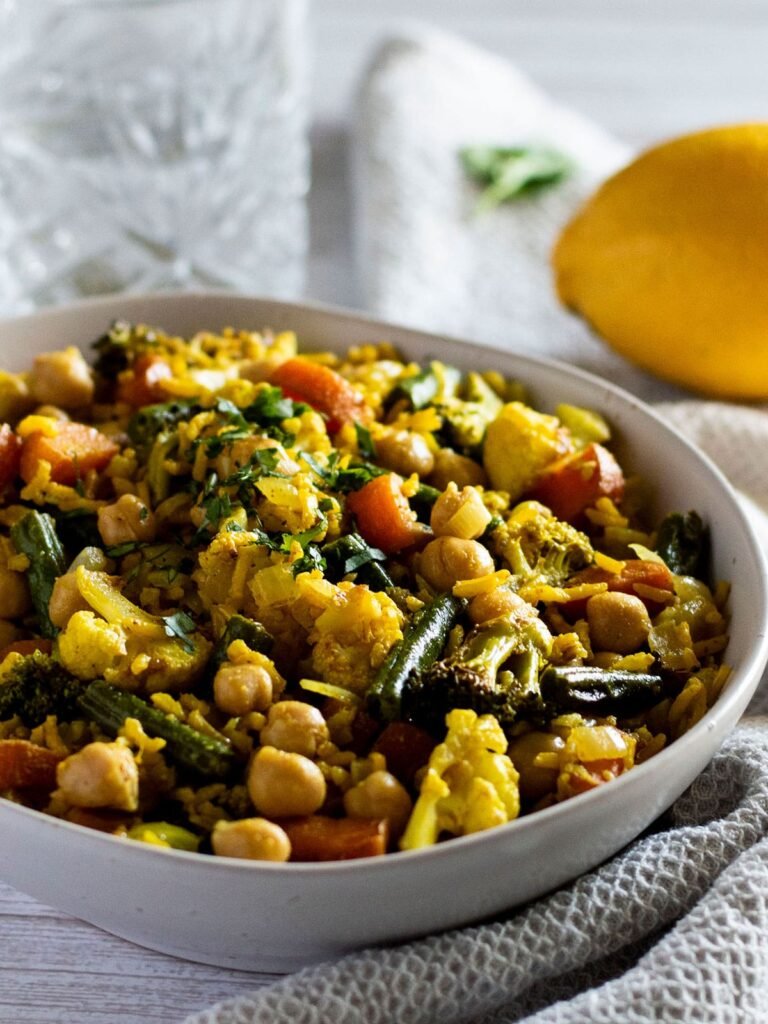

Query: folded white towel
left=352, top=25, right=690, bottom=402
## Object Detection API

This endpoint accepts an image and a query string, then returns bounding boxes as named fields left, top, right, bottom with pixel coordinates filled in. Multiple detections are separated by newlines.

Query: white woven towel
left=186, top=27, right=768, bottom=1024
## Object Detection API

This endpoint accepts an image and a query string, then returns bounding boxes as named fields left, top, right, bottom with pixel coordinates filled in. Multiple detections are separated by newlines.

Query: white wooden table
left=3, top=2, right=767, bottom=1020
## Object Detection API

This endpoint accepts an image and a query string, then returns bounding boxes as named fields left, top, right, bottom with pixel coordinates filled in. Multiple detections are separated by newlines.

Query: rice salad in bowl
left=0, top=313, right=732, bottom=865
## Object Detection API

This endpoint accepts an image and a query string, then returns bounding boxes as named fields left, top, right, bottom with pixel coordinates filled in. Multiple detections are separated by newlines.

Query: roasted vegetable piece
left=127, top=399, right=197, bottom=449
left=0, top=739, right=62, bottom=790
left=528, top=442, right=624, bottom=523
left=209, top=614, right=274, bottom=677
left=400, top=708, right=520, bottom=850
left=565, top=558, right=675, bottom=617
left=10, top=511, right=67, bottom=638
left=655, top=510, right=710, bottom=578
left=116, top=354, right=173, bottom=407
left=372, top=721, right=436, bottom=786
left=0, top=651, right=84, bottom=726
left=347, top=473, right=430, bottom=554
left=540, top=665, right=664, bottom=716
left=366, top=593, right=463, bottom=722
left=279, top=815, right=388, bottom=861
left=405, top=616, right=552, bottom=734
left=483, top=401, right=571, bottom=498
left=77, top=680, right=237, bottom=780
left=493, top=503, right=594, bottom=587
left=19, top=421, right=119, bottom=486
left=57, top=566, right=210, bottom=693
left=270, top=357, right=373, bottom=434
left=439, top=372, right=504, bottom=451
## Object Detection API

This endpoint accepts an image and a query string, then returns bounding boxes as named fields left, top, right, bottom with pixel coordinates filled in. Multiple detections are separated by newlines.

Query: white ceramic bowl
left=1, top=292, right=767, bottom=972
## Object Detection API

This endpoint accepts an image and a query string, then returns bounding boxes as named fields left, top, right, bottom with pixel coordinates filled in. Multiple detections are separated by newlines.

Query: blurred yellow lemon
left=552, top=124, right=768, bottom=399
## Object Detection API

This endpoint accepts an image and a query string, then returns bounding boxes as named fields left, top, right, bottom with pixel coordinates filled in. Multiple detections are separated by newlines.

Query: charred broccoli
left=438, top=372, right=504, bottom=451
left=0, top=651, right=84, bottom=726
left=492, top=504, right=594, bottom=587
left=403, top=616, right=551, bottom=735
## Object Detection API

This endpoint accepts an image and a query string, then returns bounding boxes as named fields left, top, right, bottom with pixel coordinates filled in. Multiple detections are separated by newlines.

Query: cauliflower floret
left=256, top=474, right=322, bottom=535
left=195, top=530, right=274, bottom=612
left=57, top=610, right=127, bottom=681
left=483, top=402, right=571, bottom=498
left=400, top=708, right=520, bottom=850
left=56, top=567, right=210, bottom=693
left=309, top=585, right=404, bottom=694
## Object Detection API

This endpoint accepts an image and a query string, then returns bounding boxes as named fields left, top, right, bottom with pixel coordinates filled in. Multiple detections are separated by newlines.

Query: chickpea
left=97, top=494, right=157, bottom=547
left=343, top=770, right=412, bottom=839
left=0, top=568, right=31, bottom=620
left=429, top=449, right=488, bottom=490
left=375, top=430, right=435, bottom=478
left=260, top=701, right=329, bottom=758
left=56, top=741, right=138, bottom=812
left=213, top=663, right=274, bottom=716
left=418, top=536, right=495, bottom=592
left=430, top=482, right=491, bottom=540
left=247, top=745, right=326, bottom=818
left=586, top=591, right=651, bottom=654
left=508, top=731, right=564, bottom=803
left=30, top=347, right=94, bottom=409
left=468, top=586, right=534, bottom=626
left=49, top=572, right=91, bottom=629
left=211, top=818, right=291, bottom=862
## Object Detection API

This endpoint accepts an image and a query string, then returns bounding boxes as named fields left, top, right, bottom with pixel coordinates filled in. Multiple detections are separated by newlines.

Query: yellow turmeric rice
left=0, top=322, right=729, bottom=860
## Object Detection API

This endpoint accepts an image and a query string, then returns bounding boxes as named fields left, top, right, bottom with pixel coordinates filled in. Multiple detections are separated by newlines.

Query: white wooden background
left=3, top=2, right=768, bottom=1021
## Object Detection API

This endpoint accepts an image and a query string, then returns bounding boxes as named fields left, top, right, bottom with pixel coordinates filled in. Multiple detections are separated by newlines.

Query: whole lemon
left=552, top=124, right=768, bottom=399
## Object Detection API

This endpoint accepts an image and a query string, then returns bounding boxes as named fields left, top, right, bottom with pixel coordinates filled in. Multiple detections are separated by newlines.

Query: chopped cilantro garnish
left=161, top=610, right=196, bottom=653
left=355, top=424, right=376, bottom=460
left=243, top=386, right=308, bottom=425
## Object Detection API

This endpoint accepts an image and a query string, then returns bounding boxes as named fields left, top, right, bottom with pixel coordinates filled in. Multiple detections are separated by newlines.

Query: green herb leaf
left=290, top=545, right=327, bottom=576
left=105, top=541, right=142, bottom=558
left=354, top=424, right=376, bottom=460
left=461, top=145, right=572, bottom=210
left=162, top=611, right=196, bottom=654
left=244, top=386, right=308, bottom=425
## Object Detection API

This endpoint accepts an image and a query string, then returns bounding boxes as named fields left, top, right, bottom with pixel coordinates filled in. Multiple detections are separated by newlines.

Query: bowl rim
left=2, top=289, right=767, bottom=876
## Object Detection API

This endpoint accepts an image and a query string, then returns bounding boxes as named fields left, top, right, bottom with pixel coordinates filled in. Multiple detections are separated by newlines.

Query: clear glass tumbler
left=0, top=0, right=309, bottom=316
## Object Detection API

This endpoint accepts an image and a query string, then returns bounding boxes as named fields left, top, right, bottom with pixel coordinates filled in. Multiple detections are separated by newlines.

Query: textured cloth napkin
left=187, top=28, right=768, bottom=1024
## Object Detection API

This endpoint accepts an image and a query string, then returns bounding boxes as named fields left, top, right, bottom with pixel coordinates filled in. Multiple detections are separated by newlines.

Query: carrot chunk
left=564, top=559, right=675, bottom=617
left=0, top=740, right=62, bottom=790
left=280, top=815, right=388, bottom=861
left=346, top=473, right=430, bottom=554
left=116, top=354, right=173, bottom=407
left=270, top=357, right=373, bottom=433
left=20, top=421, right=119, bottom=485
left=373, top=721, right=436, bottom=786
left=529, top=442, right=624, bottom=523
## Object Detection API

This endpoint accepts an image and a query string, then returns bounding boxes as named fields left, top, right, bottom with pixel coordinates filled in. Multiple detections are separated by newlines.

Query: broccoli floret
left=404, top=616, right=551, bottom=734
left=92, top=320, right=161, bottom=380
left=0, top=651, right=84, bottom=726
left=492, top=504, right=594, bottom=587
left=437, top=373, right=504, bottom=452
